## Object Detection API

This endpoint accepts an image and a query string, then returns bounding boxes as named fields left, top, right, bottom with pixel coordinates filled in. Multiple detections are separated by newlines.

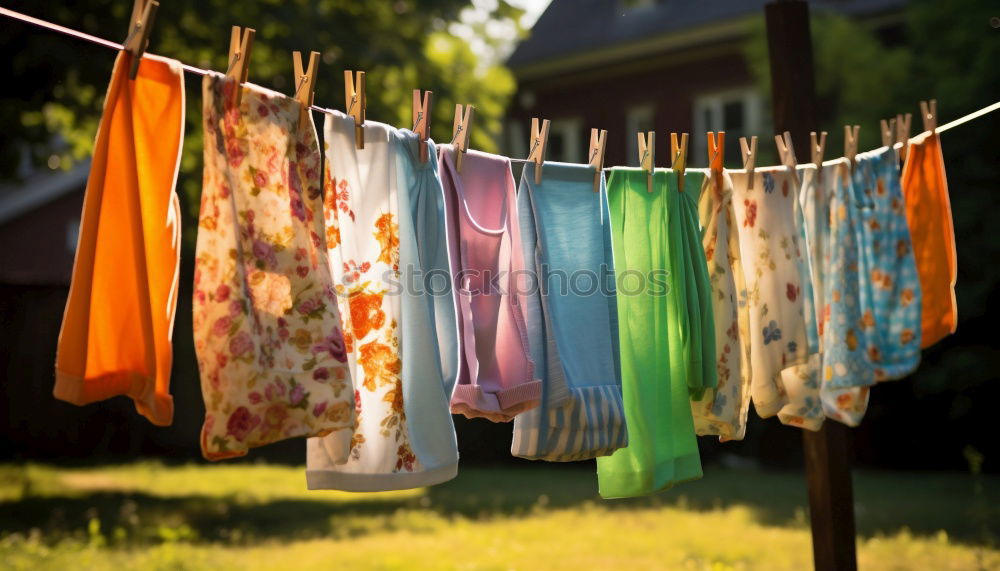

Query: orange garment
left=54, top=52, right=184, bottom=426
left=901, top=132, right=958, bottom=348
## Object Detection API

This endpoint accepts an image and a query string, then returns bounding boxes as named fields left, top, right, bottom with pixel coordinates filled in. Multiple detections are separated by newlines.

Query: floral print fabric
left=691, top=170, right=753, bottom=440
left=799, top=159, right=877, bottom=426
left=194, top=75, right=353, bottom=461
left=307, top=115, right=428, bottom=492
left=775, top=165, right=824, bottom=431
left=855, top=147, right=923, bottom=382
left=729, top=167, right=812, bottom=420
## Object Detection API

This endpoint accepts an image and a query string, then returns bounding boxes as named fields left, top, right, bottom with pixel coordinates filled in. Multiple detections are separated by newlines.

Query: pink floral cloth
left=194, top=75, right=354, bottom=461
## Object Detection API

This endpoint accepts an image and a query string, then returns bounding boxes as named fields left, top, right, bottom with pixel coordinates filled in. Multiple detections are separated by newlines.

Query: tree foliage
left=0, top=0, right=522, bottom=240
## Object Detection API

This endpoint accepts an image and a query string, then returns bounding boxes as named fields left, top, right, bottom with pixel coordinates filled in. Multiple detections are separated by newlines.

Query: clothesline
left=1, top=6, right=323, bottom=115
left=2, top=5, right=998, bottom=161
left=27, top=1, right=971, bottom=503
left=937, top=100, right=1000, bottom=133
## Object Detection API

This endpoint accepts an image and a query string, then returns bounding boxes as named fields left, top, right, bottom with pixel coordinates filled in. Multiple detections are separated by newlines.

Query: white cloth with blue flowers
left=728, top=166, right=814, bottom=424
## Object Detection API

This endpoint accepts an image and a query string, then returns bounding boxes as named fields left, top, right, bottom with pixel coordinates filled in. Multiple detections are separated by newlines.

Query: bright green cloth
left=679, top=182, right=718, bottom=400
left=596, top=168, right=710, bottom=498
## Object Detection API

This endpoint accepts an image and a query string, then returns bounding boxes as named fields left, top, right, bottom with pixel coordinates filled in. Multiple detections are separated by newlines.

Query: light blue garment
left=794, top=165, right=822, bottom=357
left=392, top=130, right=461, bottom=478
left=511, top=162, right=627, bottom=462
left=808, top=159, right=881, bottom=425
left=798, top=161, right=875, bottom=426
left=853, top=146, right=922, bottom=381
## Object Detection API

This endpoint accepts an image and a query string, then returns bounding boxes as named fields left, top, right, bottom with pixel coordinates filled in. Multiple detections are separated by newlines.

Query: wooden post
left=763, top=1, right=859, bottom=570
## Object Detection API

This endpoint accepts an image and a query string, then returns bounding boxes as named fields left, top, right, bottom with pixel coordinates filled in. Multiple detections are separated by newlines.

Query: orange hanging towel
left=54, top=52, right=185, bottom=426
left=900, top=132, right=958, bottom=348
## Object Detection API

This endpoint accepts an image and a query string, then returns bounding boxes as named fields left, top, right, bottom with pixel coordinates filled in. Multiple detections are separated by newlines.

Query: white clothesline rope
left=2, top=5, right=998, bottom=168
left=938, top=100, right=1000, bottom=133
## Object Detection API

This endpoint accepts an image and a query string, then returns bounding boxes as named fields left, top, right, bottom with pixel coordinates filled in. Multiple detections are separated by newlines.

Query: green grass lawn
left=0, top=462, right=997, bottom=570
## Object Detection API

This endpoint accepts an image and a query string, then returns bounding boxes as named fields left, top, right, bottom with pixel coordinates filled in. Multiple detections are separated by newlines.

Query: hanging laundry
left=774, top=164, right=824, bottom=431
left=511, top=163, right=627, bottom=462
left=795, top=164, right=826, bottom=358
left=438, top=147, right=540, bottom=422
left=597, top=169, right=705, bottom=498
left=675, top=172, right=718, bottom=402
left=727, top=167, right=813, bottom=422
left=306, top=117, right=458, bottom=492
left=55, top=52, right=184, bottom=426
left=389, top=129, right=461, bottom=481
left=901, top=132, right=958, bottom=348
left=691, top=169, right=753, bottom=440
left=803, top=159, right=876, bottom=426
left=855, top=147, right=923, bottom=382
left=311, top=117, right=404, bottom=485
left=194, top=75, right=354, bottom=460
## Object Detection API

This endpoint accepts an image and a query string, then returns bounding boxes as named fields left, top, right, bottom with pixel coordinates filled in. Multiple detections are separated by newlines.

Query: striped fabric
left=512, top=385, right=627, bottom=461
left=511, top=162, right=627, bottom=462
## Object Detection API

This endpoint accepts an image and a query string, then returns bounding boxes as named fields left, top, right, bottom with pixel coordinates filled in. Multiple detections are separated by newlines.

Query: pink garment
left=438, top=146, right=540, bottom=422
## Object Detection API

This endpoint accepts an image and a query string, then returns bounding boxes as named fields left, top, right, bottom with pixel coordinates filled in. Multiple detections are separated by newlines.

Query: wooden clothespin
left=292, top=51, right=320, bottom=128
left=344, top=71, right=366, bottom=149
left=896, top=112, right=912, bottom=162
left=739, top=135, right=757, bottom=189
left=920, top=99, right=937, bottom=133
left=880, top=118, right=897, bottom=148
left=226, top=26, right=255, bottom=107
left=810, top=131, right=827, bottom=167
left=775, top=130, right=798, bottom=184
left=412, top=90, right=433, bottom=164
left=706, top=131, right=724, bottom=194
left=452, top=104, right=474, bottom=173
left=638, top=131, right=655, bottom=193
left=588, top=128, right=607, bottom=193
left=123, top=0, right=158, bottom=80
left=775, top=131, right=797, bottom=167
left=844, top=125, right=860, bottom=167
left=671, top=132, right=689, bottom=193
left=527, top=118, right=551, bottom=185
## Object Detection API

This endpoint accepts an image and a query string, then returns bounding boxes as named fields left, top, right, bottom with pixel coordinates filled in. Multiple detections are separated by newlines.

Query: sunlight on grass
left=0, top=462, right=997, bottom=570
left=0, top=462, right=424, bottom=503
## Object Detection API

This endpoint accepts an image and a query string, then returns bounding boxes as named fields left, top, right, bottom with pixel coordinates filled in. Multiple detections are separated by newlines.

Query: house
left=0, top=160, right=200, bottom=461
left=504, top=0, right=905, bottom=168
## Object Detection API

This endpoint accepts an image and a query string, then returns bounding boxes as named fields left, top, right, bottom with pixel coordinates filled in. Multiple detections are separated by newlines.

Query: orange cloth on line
left=901, top=132, right=958, bottom=348
left=54, top=52, right=185, bottom=426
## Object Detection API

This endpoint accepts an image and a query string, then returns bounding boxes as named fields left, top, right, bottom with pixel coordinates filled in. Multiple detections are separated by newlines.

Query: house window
left=546, top=118, right=583, bottom=164
left=625, top=104, right=655, bottom=167
left=692, top=88, right=763, bottom=167
left=511, top=118, right=584, bottom=165
left=507, top=120, right=528, bottom=162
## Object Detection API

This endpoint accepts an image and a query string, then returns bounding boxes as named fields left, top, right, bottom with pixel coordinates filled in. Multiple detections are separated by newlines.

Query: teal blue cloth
left=511, top=162, right=627, bottom=462
left=853, top=147, right=923, bottom=380
left=392, top=130, right=460, bottom=474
